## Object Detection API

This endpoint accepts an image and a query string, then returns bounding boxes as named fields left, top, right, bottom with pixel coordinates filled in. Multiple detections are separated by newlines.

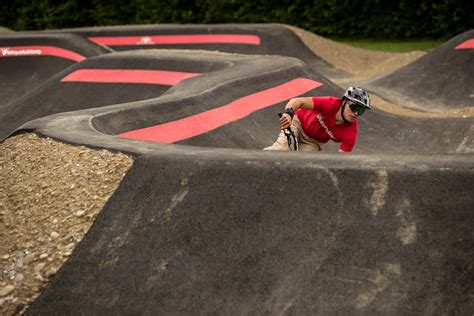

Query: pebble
left=23, top=253, right=35, bottom=265
left=52, top=219, right=58, bottom=224
left=0, top=285, right=14, bottom=297
left=34, top=263, right=46, bottom=273
left=15, top=274, right=24, bottom=284
left=39, top=253, right=48, bottom=259
left=50, top=232, right=59, bottom=239
left=75, top=210, right=85, bottom=217
left=46, top=267, right=57, bottom=278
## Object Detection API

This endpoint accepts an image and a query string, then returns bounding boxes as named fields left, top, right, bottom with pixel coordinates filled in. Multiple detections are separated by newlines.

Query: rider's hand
left=280, top=113, right=292, bottom=130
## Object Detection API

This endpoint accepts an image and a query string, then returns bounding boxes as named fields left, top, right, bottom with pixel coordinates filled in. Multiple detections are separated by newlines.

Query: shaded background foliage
left=1, top=0, right=472, bottom=39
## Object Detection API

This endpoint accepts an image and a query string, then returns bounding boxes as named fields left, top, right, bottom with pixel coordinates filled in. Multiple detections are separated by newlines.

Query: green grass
left=329, top=39, right=444, bottom=52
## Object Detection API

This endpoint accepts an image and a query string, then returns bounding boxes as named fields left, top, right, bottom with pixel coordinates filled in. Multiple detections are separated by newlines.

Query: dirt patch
left=0, top=27, right=12, bottom=32
left=0, top=133, right=133, bottom=315
left=285, top=24, right=426, bottom=80
left=369, top=94, right=474, bottom=118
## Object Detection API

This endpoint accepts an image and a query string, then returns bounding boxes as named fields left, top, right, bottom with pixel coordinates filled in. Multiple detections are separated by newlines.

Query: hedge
left=1, top=0, right=473, bottom=39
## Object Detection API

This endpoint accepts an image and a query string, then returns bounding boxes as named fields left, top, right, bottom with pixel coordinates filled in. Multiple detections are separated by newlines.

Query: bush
left=1, top=0, right=472, bottom=40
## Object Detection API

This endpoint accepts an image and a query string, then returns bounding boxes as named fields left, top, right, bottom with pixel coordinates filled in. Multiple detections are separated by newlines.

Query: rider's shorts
left=263, top=116, right=323, bottom=151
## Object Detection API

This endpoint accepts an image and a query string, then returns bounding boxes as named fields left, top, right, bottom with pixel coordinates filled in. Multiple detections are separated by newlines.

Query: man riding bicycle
left=264, top=86, right=371, bottom=153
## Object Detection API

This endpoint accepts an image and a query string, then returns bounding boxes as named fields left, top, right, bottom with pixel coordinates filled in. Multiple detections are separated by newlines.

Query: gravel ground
left=0, top=133, right=133, bottom=315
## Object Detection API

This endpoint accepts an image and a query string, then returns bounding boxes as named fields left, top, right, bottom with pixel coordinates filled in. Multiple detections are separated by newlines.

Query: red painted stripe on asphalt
left=88, top=34, right=261, bottom=46
left=60, top=69, right=201, bottom=85
left=0, top=46, right=85, bottom=62
left=119, top=78, right=322, bottom=143
left=455, top=39, right=474, bottom=49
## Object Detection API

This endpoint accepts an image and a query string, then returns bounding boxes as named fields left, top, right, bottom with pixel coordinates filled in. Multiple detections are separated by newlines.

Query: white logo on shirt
left=316, top=114, right=336, bottom=140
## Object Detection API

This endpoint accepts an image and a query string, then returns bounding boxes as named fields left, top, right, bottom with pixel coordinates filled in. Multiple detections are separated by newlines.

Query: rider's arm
left=339, top=138, right=355, bottom=153
left=280, top=97, right=314, bottom=129
left=285, top=97, right=314, bottom=112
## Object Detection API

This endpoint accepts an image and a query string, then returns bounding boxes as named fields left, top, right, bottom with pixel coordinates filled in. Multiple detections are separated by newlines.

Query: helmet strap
left=340, top=102, right=351, bottom=124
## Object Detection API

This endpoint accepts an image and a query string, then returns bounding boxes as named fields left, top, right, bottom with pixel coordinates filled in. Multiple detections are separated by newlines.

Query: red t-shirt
left=295, top=96, right=358, bottom=152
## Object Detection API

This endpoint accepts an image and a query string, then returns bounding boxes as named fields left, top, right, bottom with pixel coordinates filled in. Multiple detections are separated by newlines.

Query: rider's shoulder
left=312, top=96, right=342, bottom=109
left=313, top=95, right=341, bottom=103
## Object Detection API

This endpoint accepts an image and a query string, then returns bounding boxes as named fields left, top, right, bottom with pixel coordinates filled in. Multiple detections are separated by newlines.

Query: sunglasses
left=348, top=102, right=366, bottom=116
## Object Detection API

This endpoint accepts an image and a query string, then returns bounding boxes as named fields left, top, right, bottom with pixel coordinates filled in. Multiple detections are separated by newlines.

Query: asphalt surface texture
left=0, top=24, right=472, bottom=314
